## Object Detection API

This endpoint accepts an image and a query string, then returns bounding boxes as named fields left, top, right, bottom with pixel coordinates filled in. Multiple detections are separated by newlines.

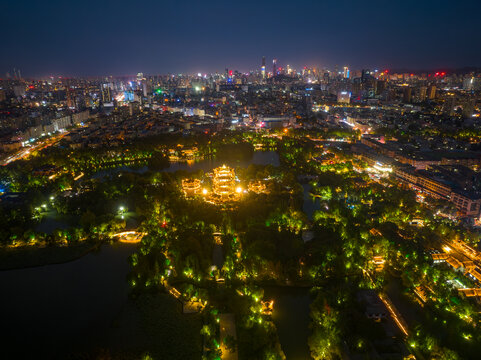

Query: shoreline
left=0, top=241, right=105, bottom=271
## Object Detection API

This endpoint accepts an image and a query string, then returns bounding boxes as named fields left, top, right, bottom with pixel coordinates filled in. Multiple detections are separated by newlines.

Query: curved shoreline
left=0, top=242, right=106, bottom=271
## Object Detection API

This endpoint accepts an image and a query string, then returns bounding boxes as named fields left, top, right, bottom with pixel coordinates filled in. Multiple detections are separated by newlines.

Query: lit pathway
left=379, top=293, right=409, bottom=337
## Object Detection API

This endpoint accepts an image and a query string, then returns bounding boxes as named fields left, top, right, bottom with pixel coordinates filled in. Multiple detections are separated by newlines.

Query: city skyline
left=2, top=0, right=481, bottom=77
left=2, top=2, right=481, bottom=359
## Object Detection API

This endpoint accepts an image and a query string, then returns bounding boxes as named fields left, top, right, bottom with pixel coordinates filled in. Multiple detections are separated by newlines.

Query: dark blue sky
left=1, top=0, right=480, bottom=77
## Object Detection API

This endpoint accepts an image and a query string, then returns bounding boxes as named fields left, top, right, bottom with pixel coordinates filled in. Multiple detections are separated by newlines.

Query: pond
left=0, top=244, right=137, bottom=358
left=265, top=287, right=313, bottom=360
left=302, top=183, right=321, bottom=221
left=164, top=150, right=280, bottom=172
left=92, top=151, right=280, bottom=178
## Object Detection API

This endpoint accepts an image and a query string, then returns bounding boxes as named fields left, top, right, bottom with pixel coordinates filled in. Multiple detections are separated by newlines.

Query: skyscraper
left=419, top=86, right=427, bottom=102
left=428, top=85, right=436, bottom=99
left=272, top=59, right=277, bottom=77
left=403, top=86, right=412, bottom=103
left=323, top=72, right=330, bottom=84
left=261, top=56, right=266, bottom=79
left=101, top=84, right=112, bottom=103
left=343, top=66, right=349, bottom=79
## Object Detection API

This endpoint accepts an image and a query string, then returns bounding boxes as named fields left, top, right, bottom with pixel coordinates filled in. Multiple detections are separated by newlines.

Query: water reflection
left=92, top=151, right=280, bottom=178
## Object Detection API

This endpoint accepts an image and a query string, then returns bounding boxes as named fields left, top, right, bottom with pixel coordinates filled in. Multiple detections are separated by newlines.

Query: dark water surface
left=93, top=151, right=280, bottom=178
left=0, top=244, right=136, bottom=358
left=265, top=287, right=313, bottom=360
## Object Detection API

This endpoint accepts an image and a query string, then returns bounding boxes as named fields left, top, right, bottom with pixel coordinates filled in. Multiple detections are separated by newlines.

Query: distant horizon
left=2, top=0, right=481, bottom=78
left=3, top=65, right=481, bottom=80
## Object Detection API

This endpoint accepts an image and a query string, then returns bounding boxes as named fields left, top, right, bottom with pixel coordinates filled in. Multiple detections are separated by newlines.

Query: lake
left=265, top=287, right=313, bottom=360
left=0, top=244, right=136, bottom=358
left=92, top=150, right=280, bottom=178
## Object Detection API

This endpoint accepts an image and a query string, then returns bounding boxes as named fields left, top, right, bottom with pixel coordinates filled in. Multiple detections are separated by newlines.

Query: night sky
left=1, top=0, right=480, bottom=77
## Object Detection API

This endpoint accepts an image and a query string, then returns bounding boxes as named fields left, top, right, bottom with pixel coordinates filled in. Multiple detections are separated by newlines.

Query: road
left=1, top=131, right=69, bottom=166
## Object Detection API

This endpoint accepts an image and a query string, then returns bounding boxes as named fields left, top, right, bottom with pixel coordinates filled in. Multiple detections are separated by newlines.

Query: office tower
left=361, top=69, right=371, bottom=83
left=343, top=66, right=349, bottom=79
left=428, top=85, right=436, bottom=99
left=261, top=56, right=266, bottom=79
left=375, top=80, right=386, bottom=95
left=443, top=95, right=456, bottom=115
left=419, top=86, right=427, bottom=102
left=403, top=86, right=412, bottom=103
left=272, top=59, right=277, bottom=77
left=462, top=99, right=475, bottom=118
left=102, top=84, right=112, bottom=103
left=142, top=80, right=152, bottom=97
left=418, top=86, right=428, bottom=102
left=13, top=84, right=26, bottom=97
left=65, top=79, right=75, bottom=108
left=337, top=91, right=351, bottom=104
left=323, top=72, right=330, bottom=83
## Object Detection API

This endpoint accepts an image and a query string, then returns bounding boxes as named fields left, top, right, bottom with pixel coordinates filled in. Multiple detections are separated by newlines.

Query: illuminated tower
left=343, top=66, right=350, bottom=79
left=272, top=59, right=277, bottom=77
left=261, top=56, right=266, bottom=79
left=213, top=165, right=236, bottom=199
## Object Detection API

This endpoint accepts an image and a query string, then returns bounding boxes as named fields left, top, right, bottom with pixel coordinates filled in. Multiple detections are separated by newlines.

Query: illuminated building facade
left=337, top=91, right=351, bottom=104
left=261, top=56, right=266, bottom=79
left=182, top=178, right=201, bottom=197
left=213, top=165, right=237, bottom=199
left=248, top=180, right=267, bottom=193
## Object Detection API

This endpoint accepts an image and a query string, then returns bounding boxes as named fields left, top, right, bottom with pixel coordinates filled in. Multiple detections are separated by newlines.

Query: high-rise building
left=272, top=59, right=277, bottom=77
left=337, top=91, right=351, bottom=104
left=361, top=69, right=371, bottom=83
left=462, top=99, right=475, bottom=118
left=443, top=95, right=456, bottom=115
left=428, top=85, right=436, bottom=99
left=375, top=80, right=386, bottom=95
left=101, top=84, right=112, bottom=103
left=343, top=66, right=350, bottom=79
left=13, top=85, right=26, bottom=98
left=261, top=56, right=266, bottom=79
left=403, top=86, right=412, bottom=103
left=418, top=86, right=427, bottom=102
left=286, top=64, right=292, bottom=75
left=323, top=72, right=330, bottom=84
